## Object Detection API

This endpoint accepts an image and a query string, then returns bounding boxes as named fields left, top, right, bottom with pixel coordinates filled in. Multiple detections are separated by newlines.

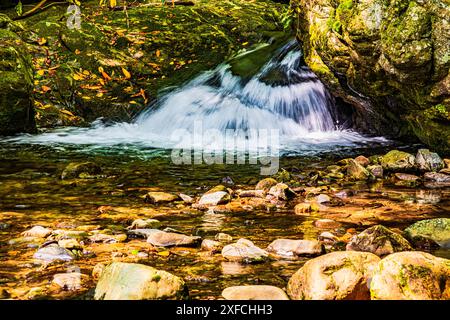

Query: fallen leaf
left=121, top=67, right=131, bottom=79
left=156, top=49, right=161, bottom=58
left=41, top=85, right=51, bottom=92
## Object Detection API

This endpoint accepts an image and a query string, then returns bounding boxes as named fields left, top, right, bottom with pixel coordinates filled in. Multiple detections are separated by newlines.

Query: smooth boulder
left=222, top=285, right=289, bottom=300
left=222, top=239, right=268, bottom=263
left=267, top=239, right=323, bottom=258
left=147, top=230, right=201, bottom=247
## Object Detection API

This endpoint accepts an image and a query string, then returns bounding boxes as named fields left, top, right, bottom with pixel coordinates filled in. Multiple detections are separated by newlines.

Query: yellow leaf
left=242, top=42, right=249, bottom=46
left=98, top=66, right=104, bottom=73
left=74, top=49, right=81, bottom=55
left=73, top=73, right=84, bottom=81
left=37, top=69, right=45, bottom=76
left=82, top=70, right=90, bottom=76
left=38, top=38, right=47, bottom=45
left=41, top=85, right=51, bottom=92
left=109, top=0, right=117, bottom=8
left=121, top=67, right=131, bottom=79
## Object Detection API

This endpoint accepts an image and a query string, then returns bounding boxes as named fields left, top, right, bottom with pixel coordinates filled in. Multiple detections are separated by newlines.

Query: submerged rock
left=314, top=219, right=341, bottom=229
left=346, top=225, right=413, bottom=256
left=34, top=244, right=75, bottom=262
left=53, top=273, right=87, bottom=291
left=370, top=252, right=450, bottom=300
left=215, top=233, right=233, bottom=242
left=94, top=262, right=187, bottom=300
left=346, top=159, right=371, bottom=180
left=222, top=285, right=289, bottom=300
left=404, top=218, right=450, bottom=248
left=380, top=151, right=416, bottom=171
left=267, top=183, right=296, bottom=201
left=294, top=203, right=312, bottom=215
left=147, top=230, right=201, bottom=247
left=267, top=239, right=323, bottom=258
left=61, top=162, right=102, bottom=179
left=88, top=233, right=127, bottom=244
left=201, top=239, right=222, bottom=253
left=22, top=226, right=52, bottom=238
left=222, top=239, right=268, bottom=263
left=198, top=191, right=230, bottom=206
left=287, top=251, right=380, bottom=300
left=58, top=238, right=82, bottom=250
left=415, top=149, right=444, bottom=172
left=144, top=192, right=179, bottom=204
left=127, top=219, right=161, bottom=230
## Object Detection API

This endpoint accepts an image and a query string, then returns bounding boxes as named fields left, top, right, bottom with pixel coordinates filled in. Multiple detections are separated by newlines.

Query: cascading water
left=6, top=40, right=387, bottom=155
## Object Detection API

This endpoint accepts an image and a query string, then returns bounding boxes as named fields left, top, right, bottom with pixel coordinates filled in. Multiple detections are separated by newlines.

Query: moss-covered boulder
left=293, top=0, right=450, bottom=152
left=0, top=14, right=36, bottom=135
left=287, top=251, right=380, bottom=300
left=380, top=150, right=415, bottom=171
left=370, top=251, right=450, bottom=300
left=94, top=262, right=188, bottom=300
left=404, top=218, right=450, bottom=248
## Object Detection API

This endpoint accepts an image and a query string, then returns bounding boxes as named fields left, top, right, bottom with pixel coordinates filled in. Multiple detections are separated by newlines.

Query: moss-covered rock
left=293, top=0, right=450, bottom=152
left=380, top=150, right=415, bottom=171
left=370, top=251, right=450, bottom=300
left=404, top=218, right=450, bottom=248
left=0, top=14, right=35, bottom=135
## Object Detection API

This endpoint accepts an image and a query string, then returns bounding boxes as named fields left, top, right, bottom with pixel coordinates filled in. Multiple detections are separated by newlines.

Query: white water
left=5, top=40, right=388, bottom=154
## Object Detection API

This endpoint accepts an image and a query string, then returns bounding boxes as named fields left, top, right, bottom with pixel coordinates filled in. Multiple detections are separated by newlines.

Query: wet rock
left=327, top=165, right=342, bottom=173
left=314, top=219, right=341, bottom=229
left=201, top=239, right=222, bottom=253
left=267, top=183, right=296, bottom=201
left=222, top=285, right=289, bottom=300
left=380, top=151, right=415, bottom=171
left=179, top=193, right=193, bottom=204
left=94, top=262, right=187, bottom=300
left=58, top=239, right=82, bottom=250
left=287, top=251, right=380, bottom=300
left=21, top=226, right=52, bottom=238
left=215, top=233, right=233, bottom=242
left=346, top=225, right=413, bottom=256
left=255, top=178, right=278, bottom=192
left=147, top=230, right=201, bottom=247
left=367, top=165, right=383, bottom=178
left=88, top=233, right=127, bottom=243
left=354, top=155, right=370, bottom=167
left=92, top=263, right=106, bottom=280
left=144, top=192, right=179, bottom=204
left=222, top=239, right=269, bottom=263
left=127, top=219, right=161, bottom=230
left=61, top=162, right=101, bottom=180
left=416, top=149, right=444, bottom=172
left=294, top=203, right=312, bottom=215
left=238, top=189, right=265, bottom=198
left=415, top=190, right=441, bottom=205
left=404, top=218, right=450, bottom=248
left=34, top=244, right=75, bottom=262
left=318, top=232, right=339, bottom=244
left=198, top=191, right=230, bottom=206
left=53, top=273, right=87, bottom=291
left=423, top=172, right=450, bottom=183
left=394, top=173, right=420, bottom=181
left=370, top=252, right=450, bottom=300
left=315, top=194, right=331, bottom=204
left=346, top=159, right=371, bottom=180
left=52, top=229, right=89, bottom=240
left=267, top=239, right=323, bottom=258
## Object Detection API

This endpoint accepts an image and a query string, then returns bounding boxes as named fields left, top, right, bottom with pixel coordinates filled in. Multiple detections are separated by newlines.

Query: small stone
left=58, top=238, right=82, bottom=250
left=222, top=285, right=289, bottom=300
left=315, top=194, right=331, bottom=204
left=394, top=173, right=420, bottom=181
left=53, top=273, right=87, bottom=291
left=222, top=239, right=268, bottom=263
left=267, top=183, right=296, bottom=201
left=354, top=155, right=370, bottom=167
left=147, top=230, right=201, bottom=247
left=92, top=263, right=106, bottom=280
left=314, top=219, right=341, bottom=229
left=21, top=226, right=52, bottom=238
left=33, top=244, right=75, bottom=262
left=238, top=189, right=265, bottom=198
left=201, top=239, right=222, bottom=253
left=198, top=191, right=230, bottom=206
left=380, top=150, right=415, bottom=171
left=255, top=178, right=278, bottom=192
left=318, top=232, right=339, bottom=244
left=179, top=193, right=193, bottom=203
left=346, top=225, right=413, bottom=256
left=267, top=239, right=323, bottom=258
left=367, top=165, right=383, bottom=178
left=128, top=219, right=161, bottom=230
left=128, top=228, right=161, bottom=238
left=215, top=233, right=233, bottom=242
left=88, top=233, right=127, bottom=243
left=415, top=149, right=444, bottom=172
left=294, top=203, right=312, bottom=215
left=61, top=162, right=101, bottom=180
left=346, top=159, right=371, bottom=180
left=423, top=172, right=450, bottom=182
left=144, top=192, right=179, bottom=204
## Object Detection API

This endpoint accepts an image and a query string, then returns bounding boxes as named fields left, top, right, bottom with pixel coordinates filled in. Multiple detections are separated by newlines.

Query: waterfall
left=5, top=40, right=387, bottom=154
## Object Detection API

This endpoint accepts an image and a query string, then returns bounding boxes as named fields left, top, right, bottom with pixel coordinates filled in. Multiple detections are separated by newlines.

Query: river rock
left=318, top=232, right=339, bottom=245
left=380, top=151, right=416, bottom=171
left=53, top=273, right=87, bottom=291
left=415, top=149, right=444, bottom=172
left=201, top=239, right=222, bottom=253
left=394, top=173, right=420, bottom=181
left=222, top=285, right=289, bottom=300
left=144, top=192, right=179, bottom=204
left=33, top=244, right=75, bottom=262
left=267, top=239, right=323, bottom=258
left=128, top=219, right=161, bottom=230
left=404, top=218, right=450, bottom=248
left=444, top=159, right=450, bottom=168
left=354, top=155, right=370, bottom=167
left=370, top=252, right=450, bottom=300
left=147, top=230, right=201, bottom=247
left=94, top=262, right=187, bottom=300
left=88, top=233, right=127, bottom=243
left=367, top=165, right=383, bottom=178
left=294, top=203, right=312, bottom=215
left=61, top=162, right=101, bottom=179
left=238, top=189, right=265, bottom=198
left=255, top=178, right=278, bottom=192
left=314, top=219, right=341, bottom=229
left=222, top=239, right=268, bottom=263
left=346, top=225, right=413, bottom=256
left=179, top=193, right=193, bottom=203
left=267, top=183, right=296, bottom=201
left=58, top=238, right=82, bottom=250
left=128, top=228, right=162, bottom=239
left=315, top=194, right=331, bottom=204
left=287, top=251, right=380, bottom=300
left=346, top=159, right=371, bottom=180
left=423, top=172, right=450, bottom=183
left=21, top=226, right=52, bottom=238
left=198, top=191, right=230, bottom=206
left=215, top=233, right=233, bottom=242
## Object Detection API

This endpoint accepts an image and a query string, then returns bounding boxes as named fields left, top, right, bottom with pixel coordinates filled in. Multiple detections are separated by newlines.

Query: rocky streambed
left=0, top=144, right=449, bottom=300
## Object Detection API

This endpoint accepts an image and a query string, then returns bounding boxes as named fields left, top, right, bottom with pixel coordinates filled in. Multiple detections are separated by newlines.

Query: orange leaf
left=156, top=49, right=161, bottom=58
left=41, top=85, right=51, bottom=92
